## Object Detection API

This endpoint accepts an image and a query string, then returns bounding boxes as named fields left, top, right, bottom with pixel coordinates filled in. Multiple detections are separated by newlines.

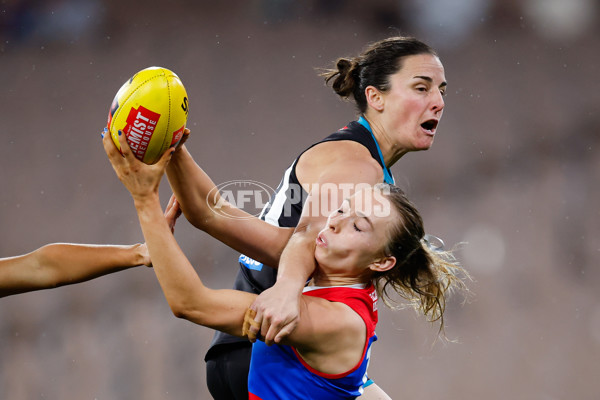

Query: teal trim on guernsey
left=357, top=116, right=394, bottom=184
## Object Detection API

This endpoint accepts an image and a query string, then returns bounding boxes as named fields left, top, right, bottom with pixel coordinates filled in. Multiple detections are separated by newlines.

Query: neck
left=311, top=268, right=372, bottom=288
left=362, top=115, right=408, bottom=167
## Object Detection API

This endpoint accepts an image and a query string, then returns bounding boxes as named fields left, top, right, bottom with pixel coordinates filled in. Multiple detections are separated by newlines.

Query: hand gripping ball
left=107, top=66, right=189, bottom=164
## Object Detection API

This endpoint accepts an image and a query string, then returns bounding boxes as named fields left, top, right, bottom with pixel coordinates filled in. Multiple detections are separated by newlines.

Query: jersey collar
left=357, top=116, right=394, bottom=185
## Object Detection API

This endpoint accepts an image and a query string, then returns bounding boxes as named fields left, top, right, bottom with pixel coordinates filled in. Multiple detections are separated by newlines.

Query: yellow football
left=107, top=66, right=189, bottom=164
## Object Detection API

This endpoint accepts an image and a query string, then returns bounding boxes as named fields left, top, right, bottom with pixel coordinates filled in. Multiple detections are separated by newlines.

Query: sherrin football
left=107, top=66, right=189, bottom=164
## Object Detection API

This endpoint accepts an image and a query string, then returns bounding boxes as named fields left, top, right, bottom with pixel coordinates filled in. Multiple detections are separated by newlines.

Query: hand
left=249, top=280, right=302, bottom=345
left=102, top=128, right=174, bottom=202
left=242, top=308, right=261, bottom=341
left=171, top=128, right=190, bottom=158
left=164, top=194, right=183, bottom=234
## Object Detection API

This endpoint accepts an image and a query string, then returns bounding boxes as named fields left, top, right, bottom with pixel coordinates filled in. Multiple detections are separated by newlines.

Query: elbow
left=168, top=298, right=208, bottom=325
left=168, top=300, right=193, bottom=320
left=171, top=306, right=189, bottom=320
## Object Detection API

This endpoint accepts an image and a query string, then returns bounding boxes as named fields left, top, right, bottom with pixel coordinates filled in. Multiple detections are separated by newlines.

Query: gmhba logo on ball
left=207, top=180, right=275, bottom=220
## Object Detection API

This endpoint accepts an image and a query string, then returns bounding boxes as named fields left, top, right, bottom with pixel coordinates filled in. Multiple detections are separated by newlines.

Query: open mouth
left=316, top=233, right=327, bottom=247
left=420, top=119, right=438, bottom=132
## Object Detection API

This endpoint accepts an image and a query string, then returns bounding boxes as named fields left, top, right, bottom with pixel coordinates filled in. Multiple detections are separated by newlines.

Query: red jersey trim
left=291, top=285, right=377, bottom=379
left=291, top=326, right=371, bottom=380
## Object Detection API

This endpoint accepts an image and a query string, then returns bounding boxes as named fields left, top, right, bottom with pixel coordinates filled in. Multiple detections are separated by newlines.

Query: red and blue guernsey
left=248, top=283, right=378, bottom=399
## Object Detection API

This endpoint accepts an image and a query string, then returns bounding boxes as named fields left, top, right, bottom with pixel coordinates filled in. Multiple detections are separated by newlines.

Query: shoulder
left=287, top=294, right=366, bottom=350
left=305, top=285, right=377, bottom=329
left=296, top=140, right=383, bottom=189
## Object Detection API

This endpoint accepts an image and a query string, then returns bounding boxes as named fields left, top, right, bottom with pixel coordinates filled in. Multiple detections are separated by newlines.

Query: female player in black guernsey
left=165, top=36, right=447, bottom=399
left=206, top=119, right=395, bottom=398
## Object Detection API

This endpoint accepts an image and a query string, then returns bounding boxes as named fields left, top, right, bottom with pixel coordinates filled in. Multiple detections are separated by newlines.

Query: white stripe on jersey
left=302, top=283, right=369, bottom=292
left=260, top=160, right=296, bottom=226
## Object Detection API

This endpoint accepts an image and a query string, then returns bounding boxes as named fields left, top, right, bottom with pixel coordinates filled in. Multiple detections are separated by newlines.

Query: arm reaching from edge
left=103, top=128, right=258, bottom=336
left=0, top=243, right=150, bottom=298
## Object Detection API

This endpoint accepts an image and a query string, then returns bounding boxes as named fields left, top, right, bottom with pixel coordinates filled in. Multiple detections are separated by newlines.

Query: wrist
left=130, top=243, right=150, bottom=267
left=168, top=145, right=188, bottom=168
left=275, top=276, right=306, bottom=295
left=132, top=192, right=160, bottom=209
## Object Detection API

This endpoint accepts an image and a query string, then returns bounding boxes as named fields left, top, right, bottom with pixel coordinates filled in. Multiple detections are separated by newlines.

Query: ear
left=365, top=85, right=385, bottom=112
left=369, top=256, right=396, bottom=273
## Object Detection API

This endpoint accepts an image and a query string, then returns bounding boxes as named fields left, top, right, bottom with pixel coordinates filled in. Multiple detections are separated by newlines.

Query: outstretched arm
left=166, top=134, right=292, bottom=267
left=103, top=130, right=256, bottom=336
left=0, top=243, right=150, bottom=298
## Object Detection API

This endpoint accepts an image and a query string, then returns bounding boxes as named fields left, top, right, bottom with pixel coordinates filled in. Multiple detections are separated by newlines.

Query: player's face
left=380, top=53, right=446, bottom=152
left=315, top=188, right=397, bottom=277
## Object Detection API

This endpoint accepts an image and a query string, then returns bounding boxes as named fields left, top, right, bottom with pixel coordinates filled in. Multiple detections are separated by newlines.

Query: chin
left=413, top=141, right=434, bottom=152
left=418, top=136, right=435, bottom=150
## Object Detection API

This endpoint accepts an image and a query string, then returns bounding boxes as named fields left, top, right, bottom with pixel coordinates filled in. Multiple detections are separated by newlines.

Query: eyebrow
left=413, top=75, right=447, bottom=87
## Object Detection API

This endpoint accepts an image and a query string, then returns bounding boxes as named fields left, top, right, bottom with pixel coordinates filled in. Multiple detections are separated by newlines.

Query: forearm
left=166, top=145, right=219, bottom=230
left=0, top=243, right=147, bottom=298
left=39, top=243, right=147, bottom=281
left=246, top=226, right=319, bottom=345
left=104, top=130, right=254, bottom=334
left=134, top=194, right=206, bottom=314
left=166, top=146, right=291, bottom=266
left=133, top=194, right=255, bottom=335
left=274, top=186, right=326, bottom=291
left=275, top=229, right=318, bottom=293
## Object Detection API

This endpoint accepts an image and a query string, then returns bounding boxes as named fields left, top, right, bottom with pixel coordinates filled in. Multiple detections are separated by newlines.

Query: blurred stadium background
left=1, top=0, right=599, bottom=398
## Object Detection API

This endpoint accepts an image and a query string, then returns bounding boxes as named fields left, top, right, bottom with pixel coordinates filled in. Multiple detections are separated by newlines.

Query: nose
left=328, top=217, right=339, bottom=232
left=327, top=211, right=345, bottom=232
left=431, top=90, right=445, bottom=115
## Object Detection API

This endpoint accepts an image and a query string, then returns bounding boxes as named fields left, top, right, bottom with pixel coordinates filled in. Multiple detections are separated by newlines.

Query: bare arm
left=104, top=130, right=257, bottom=336
left=278, top=293, right=367, bottom=375
left=136, top=190, right=257, bottom=336
left=166, top=134, right=291, bottom=267
left=0, top=243, right=150, bottom=298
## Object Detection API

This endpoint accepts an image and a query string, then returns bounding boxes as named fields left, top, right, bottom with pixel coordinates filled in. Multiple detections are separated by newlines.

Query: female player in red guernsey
left=103, top=129, right=467, bottom=399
